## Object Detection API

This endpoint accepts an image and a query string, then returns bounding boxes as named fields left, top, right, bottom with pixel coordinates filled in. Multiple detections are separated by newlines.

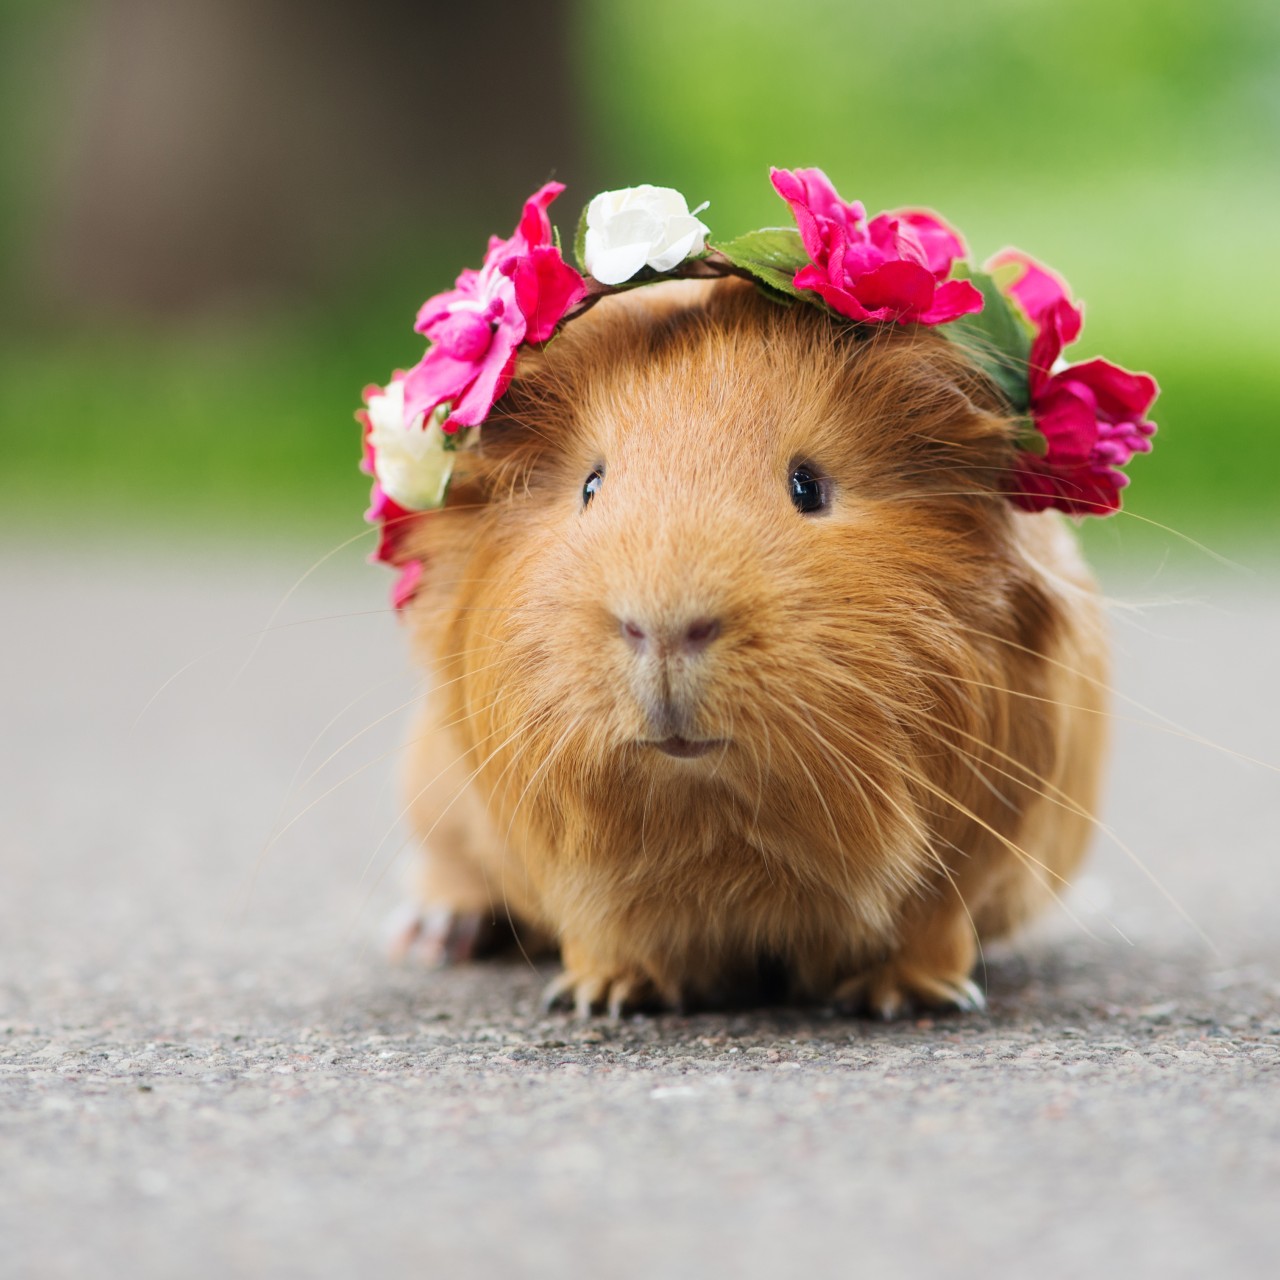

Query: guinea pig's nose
left=619, top=616, right=722, bottom=657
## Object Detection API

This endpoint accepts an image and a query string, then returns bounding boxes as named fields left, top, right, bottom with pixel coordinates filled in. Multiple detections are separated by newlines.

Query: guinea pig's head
left=408, top=278, right=1032, bottom=902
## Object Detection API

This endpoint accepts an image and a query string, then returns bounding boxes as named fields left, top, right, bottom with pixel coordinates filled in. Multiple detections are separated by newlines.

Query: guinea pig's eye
left=582, top=467, right=604, bottom=508
left=789, top=464, right=829, bottom=515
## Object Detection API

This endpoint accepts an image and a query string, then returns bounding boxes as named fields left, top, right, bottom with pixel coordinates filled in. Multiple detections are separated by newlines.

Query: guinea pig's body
left=394, top=278, right=1107, bottom=1018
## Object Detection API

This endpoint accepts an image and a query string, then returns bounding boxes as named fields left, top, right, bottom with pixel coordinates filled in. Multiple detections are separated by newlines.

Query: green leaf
left=573, top=203, right=590, bottom=274
left=943, top=264, right=1034, bottom=412
left=1013, top=416, right=1047, bottom=456
left=714, top=228, right=812, bottom=301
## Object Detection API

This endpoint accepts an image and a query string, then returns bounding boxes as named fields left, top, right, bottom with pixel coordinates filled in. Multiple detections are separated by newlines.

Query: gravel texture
left=2, top=539, right=1278, bottom=1279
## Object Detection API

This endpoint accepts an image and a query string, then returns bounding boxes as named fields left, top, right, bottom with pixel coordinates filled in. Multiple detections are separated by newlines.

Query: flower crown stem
left=549, top=255, right=762, bottom=331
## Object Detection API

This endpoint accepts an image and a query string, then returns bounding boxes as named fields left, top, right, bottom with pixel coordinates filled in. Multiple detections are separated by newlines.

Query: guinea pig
left=388, top=276, right=1108, bottom=1019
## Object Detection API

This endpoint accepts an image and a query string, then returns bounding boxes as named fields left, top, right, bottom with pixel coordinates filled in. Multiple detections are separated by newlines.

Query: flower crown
left=358, top=168, right=1158, bottom=608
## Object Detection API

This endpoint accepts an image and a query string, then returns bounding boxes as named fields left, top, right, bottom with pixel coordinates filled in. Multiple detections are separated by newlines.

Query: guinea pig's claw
left=833, top=965, right=987, bottom=1021
left=541, top=970, right=668, bottom=1020
left=539, top=972, right=579, bottom=1015
left=606, top=976, right=647, bottom=1021
left=950, top=977, right=987, bottom=1014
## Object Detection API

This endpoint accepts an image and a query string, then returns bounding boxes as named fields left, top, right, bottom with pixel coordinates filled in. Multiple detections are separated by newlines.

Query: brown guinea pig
left=389, top=276, right=1108, bottom=1019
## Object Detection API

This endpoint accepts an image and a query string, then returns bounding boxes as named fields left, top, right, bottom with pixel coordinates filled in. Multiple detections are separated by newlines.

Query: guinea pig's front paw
left=833, top=961, right=986, bottom=1022
left=541, top=966, right=675, bottom=1020
left=385, top=903, right=504, bottom=968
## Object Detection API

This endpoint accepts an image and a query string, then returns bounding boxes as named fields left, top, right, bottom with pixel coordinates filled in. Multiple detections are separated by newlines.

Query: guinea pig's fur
left=394, top=277, right=1107, bottom=1018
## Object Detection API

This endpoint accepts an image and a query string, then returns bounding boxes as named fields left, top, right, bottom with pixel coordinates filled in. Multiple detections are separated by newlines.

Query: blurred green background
left=2, top=0, right=1277, bottom=558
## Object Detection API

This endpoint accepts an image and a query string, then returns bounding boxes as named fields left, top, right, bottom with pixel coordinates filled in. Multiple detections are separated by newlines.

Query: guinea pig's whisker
left=819, top=605, right=1265, bottom=782
left=814, top=653, right=1093, bottom=833
left=350, top=738, right=541, bottom=971
left=496, top=715, right=585, bottom=950
left=750, top=718, right=775, bottom=835
left=639, top=771, right=658, bottom=866
left=290, top=682, right=445, bottom=800
left=873, top=693, right=1128, bottom=898
left=405, top=718, right=542, bottom=863
left=422, top=596, right=537, bottom=611
left=296, top=651, right=515, bottom=793
left=482, top=707, right=596, bottom=968
left=294, top=672, right=423, bottom=782
left=731, top=710, right=779, bottom=887
left=235, top=669, right=422, bottom=924
left=953, top=623, right=1279, bottom=775
left=797, top=690, right=902, bottom=844
left=777, top=696, right=921, bottom=857
left=910, top=703, right=1209, bottom=949
left=362, top=707, right=544, bottom=892
left=243, top=730, right=438, bottom=930
left=227, top=525, right=386, bottom=690
left=883, top=485, right=1246, bottom=570
left=771, top=712, right=852, bottom=866
left=893, top=462, right=1007, bottom=484
left=256, top=690, right=513, bottom=903
left=704, top=700, right=737, bottom=785
left=795, top=693, right=1097, bottom=939
left=133, top=648, right=220, bottom=727
left=466, top=698, right=558, bottom=825
left=347, top=704, right=554, bottom=967
left=132, top=605, right=392, bottom=727
left=802, top=695, right=963, bottom=909
left=923, top=830, right=993, bottom=986
left=774, top=695, right=984, bottom=957
left=1077, top=509, right=1242, bottom=567
left=949, top=747, right=1019, bottom=810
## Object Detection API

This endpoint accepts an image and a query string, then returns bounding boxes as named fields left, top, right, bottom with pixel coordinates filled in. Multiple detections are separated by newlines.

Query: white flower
left=366, top=379, right=456, bottom=510
left=583, top=185, right=710, bottom=286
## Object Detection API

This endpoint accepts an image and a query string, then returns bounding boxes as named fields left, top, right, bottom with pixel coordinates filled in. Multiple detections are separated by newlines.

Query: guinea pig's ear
left=886, top=335, right=1015, bottom=433
left=847, top=333, right=1023, bottom=500
left=443, top=357, right=570, bottom=512
left=511, top=343, right=551, bottom=384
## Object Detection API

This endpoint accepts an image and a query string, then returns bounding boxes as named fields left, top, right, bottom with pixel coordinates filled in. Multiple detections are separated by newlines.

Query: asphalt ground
left=2, top=537, right=1278, bottom=1279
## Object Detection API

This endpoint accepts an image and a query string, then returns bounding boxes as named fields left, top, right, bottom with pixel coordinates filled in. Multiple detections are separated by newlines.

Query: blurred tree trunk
left=36, top=0, right=583, bottom=314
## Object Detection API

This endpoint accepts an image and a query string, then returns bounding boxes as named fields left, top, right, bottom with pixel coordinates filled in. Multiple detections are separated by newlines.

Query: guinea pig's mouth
left=646, top=736, right=727, bottom=760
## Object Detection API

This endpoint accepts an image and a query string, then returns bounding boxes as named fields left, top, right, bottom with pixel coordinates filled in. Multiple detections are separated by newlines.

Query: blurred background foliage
left=1, top=0, right=1277, bottom=556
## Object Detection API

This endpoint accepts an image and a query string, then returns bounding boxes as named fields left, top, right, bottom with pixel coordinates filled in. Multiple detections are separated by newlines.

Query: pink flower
left=991, top=250, right=1158, bottom=515
left=402, top=182, right=586, bottom=431
left=770, top=167, right=983, bottom=326
left=357, top=376, right=424, bottom=611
